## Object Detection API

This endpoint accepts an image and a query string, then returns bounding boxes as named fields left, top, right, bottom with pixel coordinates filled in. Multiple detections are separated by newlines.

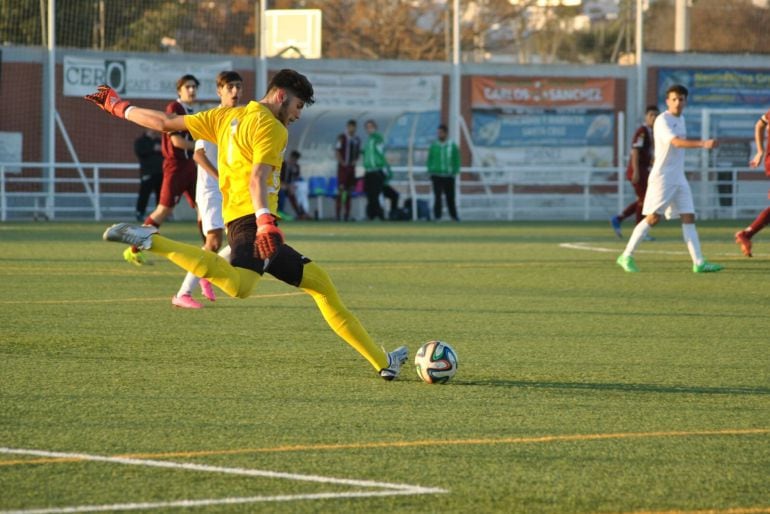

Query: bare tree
left=290, top=0, right=448, bottom=61
left=645, top=0, right=770, bottom=54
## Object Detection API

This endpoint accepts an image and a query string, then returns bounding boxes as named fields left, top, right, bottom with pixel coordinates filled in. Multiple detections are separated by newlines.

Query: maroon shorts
left=337, top=164, right=357, bottom=191
left=159, top=158, right=196, bottom=208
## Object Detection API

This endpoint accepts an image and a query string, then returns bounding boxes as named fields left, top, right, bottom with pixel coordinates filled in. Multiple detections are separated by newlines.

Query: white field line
left=560, top=242, right=689, bottom=255
left=0, top=491, right=424, bottom=514
left=0, top=447, right=446, bottom=514
left=558, top=241, right=758, bottom=257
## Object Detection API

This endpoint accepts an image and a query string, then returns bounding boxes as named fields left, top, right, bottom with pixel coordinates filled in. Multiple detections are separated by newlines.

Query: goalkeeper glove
left=84, top=85, right=132, bottom=119
left=255, top=213, right=284, bottom=263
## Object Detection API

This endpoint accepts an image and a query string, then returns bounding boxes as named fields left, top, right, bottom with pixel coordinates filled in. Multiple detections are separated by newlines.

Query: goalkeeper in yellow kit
left=87, top=69, right=408, bottom=380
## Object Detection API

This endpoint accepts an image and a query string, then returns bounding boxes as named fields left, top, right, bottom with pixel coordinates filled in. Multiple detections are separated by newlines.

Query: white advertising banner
left=63, top=56, right=232, bottom=100
left=306, top=73, right=442, bottom=111
left=0, top=132, right=23, bottom=171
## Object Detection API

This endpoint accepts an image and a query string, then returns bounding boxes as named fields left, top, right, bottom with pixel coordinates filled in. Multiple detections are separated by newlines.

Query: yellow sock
left=300, top=262, right=389, bottom=372
left=150, top=235, right=259, bottom=298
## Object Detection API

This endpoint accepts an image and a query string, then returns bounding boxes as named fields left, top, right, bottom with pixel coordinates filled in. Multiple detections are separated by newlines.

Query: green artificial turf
left=0, top=220, right=768, bottom=513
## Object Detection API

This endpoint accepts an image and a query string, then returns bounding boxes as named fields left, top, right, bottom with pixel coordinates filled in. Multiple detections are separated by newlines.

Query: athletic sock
left=747, top=207, right=770, bottom=235
left=150, top=235, right=259, bottom=298
left=682, top=223, right=704, bottom=266
left=177, top=272, right=199, bottom=298
left=622, top=219, right=650, bottom=257
left=218, top=245, right=232, bottom=262
left=299, top=261, right=389, bottom=372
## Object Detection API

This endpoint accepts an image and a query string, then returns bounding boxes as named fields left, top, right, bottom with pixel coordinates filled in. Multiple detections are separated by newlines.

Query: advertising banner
left=657, top=68, right=770, bottom=108
left=470, top=76, right=618, bottom=167
left=471, top=76, right=616, bottom=110
left=656, top=68, right=770, bottom=166
left=306, top=73, right=442, bottom=111
left=63, top=56, right=232, bottom=100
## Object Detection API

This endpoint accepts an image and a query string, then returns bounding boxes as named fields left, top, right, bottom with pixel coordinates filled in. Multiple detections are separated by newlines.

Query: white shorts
left=196, top=172, right=224, bottom=234
left=642, top=179, right=694, bottom=220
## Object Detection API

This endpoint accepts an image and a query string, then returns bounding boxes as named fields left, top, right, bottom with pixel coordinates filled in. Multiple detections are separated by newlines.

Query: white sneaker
left=379, top=346, right=408, bottom=381
left=103, top=223, right=158, bottom=250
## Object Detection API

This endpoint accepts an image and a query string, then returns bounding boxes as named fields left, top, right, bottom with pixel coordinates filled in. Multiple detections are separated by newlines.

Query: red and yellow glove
left=255, top=213, right=284, bottom=262
left=84, top=85, right=132, bottom=119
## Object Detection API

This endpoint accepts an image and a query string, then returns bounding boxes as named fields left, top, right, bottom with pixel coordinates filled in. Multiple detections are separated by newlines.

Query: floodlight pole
left=635, top=0, right=644, bottom=119
left=674, top=0, right=689, bottom=52
left=44, top=0, right=56, bottom=219
left=256, top=0, right=268, bottom=100
left=449, top=0, right=461, bottom=148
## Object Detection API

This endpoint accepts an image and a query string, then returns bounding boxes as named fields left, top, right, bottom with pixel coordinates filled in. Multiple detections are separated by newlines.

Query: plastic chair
left=307, top=176, right=328, bottom=219
left=325, top=176, right=338, bottom=198
left=308, top=176, right=326, bottom=197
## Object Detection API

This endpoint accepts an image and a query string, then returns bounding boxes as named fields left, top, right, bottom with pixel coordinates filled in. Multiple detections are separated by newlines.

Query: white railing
left=1, top=162, right=767, bottom=222
left=457, top=165, right=620, bottom=221
left=389, top=165, right=623, bottom=221
left=386, top=165, right=768, bottom=221
left=0, top=162, right=138, bottom=221
left=693, top=166, right=768, bottom=220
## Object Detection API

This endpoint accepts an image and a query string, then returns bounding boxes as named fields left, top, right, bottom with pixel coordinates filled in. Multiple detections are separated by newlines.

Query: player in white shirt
left=616, top=84, right=723, bottom=274
left=172, top=72, right=242, bottom=308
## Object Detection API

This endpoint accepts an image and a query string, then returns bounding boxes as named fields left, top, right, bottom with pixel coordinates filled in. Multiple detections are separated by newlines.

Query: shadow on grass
left=453, top=378, right=770, bottom=396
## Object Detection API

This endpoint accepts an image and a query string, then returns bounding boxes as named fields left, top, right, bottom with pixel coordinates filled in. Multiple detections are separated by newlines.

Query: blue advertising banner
left=472, top=110, right=614, bottom=148
left=657, top=68, right=770, bottom=108
left=656, top=68, right=769, bottom=166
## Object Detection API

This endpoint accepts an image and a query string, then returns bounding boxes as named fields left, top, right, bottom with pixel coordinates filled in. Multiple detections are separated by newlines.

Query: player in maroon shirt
left=735, top=108, right=770, bottom=257
left=125, top=75, right=199, bottom=265
left=611, top=105, right=659, bottom=238
left=150, top=74, right=199, bottom=228
left=335, top=119, right=361, bottom=221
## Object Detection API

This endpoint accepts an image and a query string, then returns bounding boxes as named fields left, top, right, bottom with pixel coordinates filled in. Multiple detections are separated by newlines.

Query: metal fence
left=2, top=162, right=766, bottom=222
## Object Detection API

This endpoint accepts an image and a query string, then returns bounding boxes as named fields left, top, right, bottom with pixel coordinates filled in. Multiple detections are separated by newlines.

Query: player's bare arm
left=193, top=148, right=218, bottom=180
left=84, top=85, right=187, bottom=133
left=749, top=115, right=767, bottom=168
left=671, top=137, right=718, bottom=150
left=170, top=133, right=195, bottom=151
left=131, top=109, right=186, bottom=133
left=125, top=107, right=187, bottom=133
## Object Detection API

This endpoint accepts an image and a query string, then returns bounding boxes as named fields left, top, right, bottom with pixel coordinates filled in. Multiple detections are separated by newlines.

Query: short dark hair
left=268, top=69, right=315, bottom=106
left=645, top=105, right=659, bottom=114
left=438, top=124, right=448, bottom=132
left=176, top=74, right=200, bottom=90
left=216, top=71, right=243, bottom=88
left=289, top=150, right=301, bottom=159
left=347, top=119, right=357, bottom=126
left=666, top=84, right=689, bottom=98
left=365, top=119, right=377, bottom=128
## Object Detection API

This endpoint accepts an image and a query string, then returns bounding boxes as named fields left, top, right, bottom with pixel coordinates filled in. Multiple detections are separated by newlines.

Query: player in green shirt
left=427, top=124, right=461, bottom=221
left=362, top=119, right=389, bottom=220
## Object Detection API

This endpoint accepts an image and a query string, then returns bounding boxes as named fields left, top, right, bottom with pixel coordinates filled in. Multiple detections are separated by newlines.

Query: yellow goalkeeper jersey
left=185, top=101, right=287, bottom=223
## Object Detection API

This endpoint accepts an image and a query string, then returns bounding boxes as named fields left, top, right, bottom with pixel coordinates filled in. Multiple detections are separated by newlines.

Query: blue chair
left=308, top=176, right=326, bottom=197
left=307, top=176, right=330, bottom=219
left=325, top=176, right=338, bottom=198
